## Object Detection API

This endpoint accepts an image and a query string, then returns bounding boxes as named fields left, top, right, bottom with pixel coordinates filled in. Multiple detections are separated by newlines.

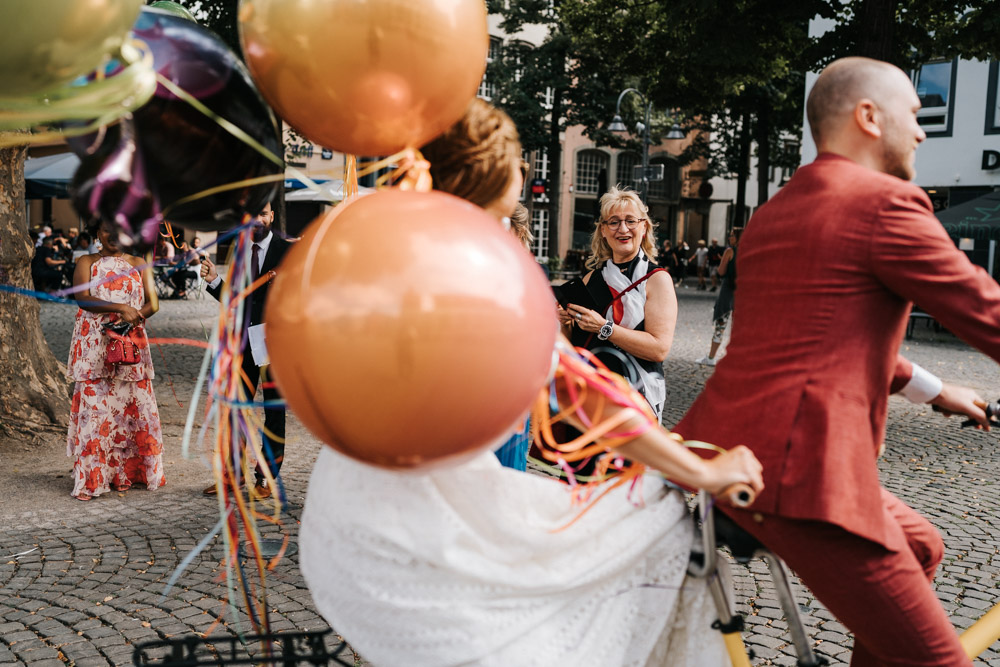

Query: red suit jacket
left=676, top=153, right=1000, bottom=548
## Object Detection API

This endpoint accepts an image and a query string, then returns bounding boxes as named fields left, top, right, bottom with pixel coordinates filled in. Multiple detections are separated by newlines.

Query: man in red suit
left=676, top=57, right=1000, bottom=665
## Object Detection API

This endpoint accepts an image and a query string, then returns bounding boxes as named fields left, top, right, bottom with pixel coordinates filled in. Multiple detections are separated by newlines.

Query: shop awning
left=936, top=191, right=1000, bottom=241
left=24, top=153, right=80, bottom=199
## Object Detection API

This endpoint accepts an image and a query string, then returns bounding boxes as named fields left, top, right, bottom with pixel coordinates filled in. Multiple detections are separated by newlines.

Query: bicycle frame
left=688, top=490, right=826, bottom=667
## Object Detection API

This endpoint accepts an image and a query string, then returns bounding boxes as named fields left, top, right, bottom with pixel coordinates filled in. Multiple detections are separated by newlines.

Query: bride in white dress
left=298, top=99, right=763, bottom=667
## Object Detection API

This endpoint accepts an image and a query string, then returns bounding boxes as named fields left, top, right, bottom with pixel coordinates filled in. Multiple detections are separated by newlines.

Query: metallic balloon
left=70, top=8, right=282, bottom=247
left=266, top=189, right=558, bottom=469
left=239, top=0, right=488, bottom=156
left=0, top=0, right=143, bottom=97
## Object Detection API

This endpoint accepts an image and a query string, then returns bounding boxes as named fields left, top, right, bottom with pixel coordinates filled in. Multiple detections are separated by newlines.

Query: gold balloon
left=266, top=190, right=558, bottom=469
left=239, top=0, right=488, bottom=156
left=0, top=0, right=144, bottom=96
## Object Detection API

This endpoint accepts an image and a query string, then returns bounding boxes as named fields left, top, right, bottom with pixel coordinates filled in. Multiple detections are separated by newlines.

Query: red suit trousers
left=724, top=489, right=971, bottom=666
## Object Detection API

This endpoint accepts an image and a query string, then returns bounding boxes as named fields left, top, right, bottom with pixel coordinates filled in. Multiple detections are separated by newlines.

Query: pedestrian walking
left=697, top=230, right=740, bottom=366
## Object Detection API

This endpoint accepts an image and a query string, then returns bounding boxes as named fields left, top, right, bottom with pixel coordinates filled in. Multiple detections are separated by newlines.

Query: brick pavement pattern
left=0, top=279, right=996, bottom=665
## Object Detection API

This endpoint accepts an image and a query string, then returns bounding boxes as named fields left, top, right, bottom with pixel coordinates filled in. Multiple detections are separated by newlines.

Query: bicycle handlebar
left=718, top=483, right=756, bottom=508
left=931, top=400, right=999, bottom=428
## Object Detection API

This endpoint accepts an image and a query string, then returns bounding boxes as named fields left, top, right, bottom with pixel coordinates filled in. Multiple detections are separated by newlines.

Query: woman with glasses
left=558, top=186, right=676, bottom=421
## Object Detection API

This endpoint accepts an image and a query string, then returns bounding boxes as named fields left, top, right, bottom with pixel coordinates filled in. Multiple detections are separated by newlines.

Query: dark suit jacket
left=676, top=153, right=1000, bottom=549
left=207, top=233, right=293, bottom=330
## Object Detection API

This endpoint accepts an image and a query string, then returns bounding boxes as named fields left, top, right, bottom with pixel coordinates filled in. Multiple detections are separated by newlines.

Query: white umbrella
left=24, top=153, right=81, bottom=198
left=285, top=179, right=375, bottom=202
left=25, top=153, right=81, bottom=180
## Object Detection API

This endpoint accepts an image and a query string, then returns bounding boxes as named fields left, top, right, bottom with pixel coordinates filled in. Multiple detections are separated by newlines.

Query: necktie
left=252, top=243, right=261, bottom=281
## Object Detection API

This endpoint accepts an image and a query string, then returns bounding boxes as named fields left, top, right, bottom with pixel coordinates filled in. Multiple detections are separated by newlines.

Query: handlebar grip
left=718, top=483, right=755, bottom=508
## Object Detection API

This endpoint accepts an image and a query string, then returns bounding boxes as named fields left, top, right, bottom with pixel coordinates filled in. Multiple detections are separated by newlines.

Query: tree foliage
left=158, top=0, right=241, bottom=55
left=545, top=0, right=1000, bottom=207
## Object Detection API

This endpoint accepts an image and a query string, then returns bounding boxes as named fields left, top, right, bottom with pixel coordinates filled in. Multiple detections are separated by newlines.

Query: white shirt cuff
left=899, top=362, right=943, bottom=404
left=208, top=275, right=223, bottom=290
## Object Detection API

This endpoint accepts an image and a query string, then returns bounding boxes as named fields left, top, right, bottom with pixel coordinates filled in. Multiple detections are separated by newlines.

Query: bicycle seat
left=713, top=508, right=765, bottom=563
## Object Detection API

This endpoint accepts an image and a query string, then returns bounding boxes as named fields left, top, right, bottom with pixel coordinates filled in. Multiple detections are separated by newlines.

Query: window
left=986, top=61, right=1000, bottom=135
left=573, top=198, right=599, bottom=248
left=615, top=152, right=639, bottom=188
left=575, top=150, right=609, bottom=195
left=531, top=208, right=549, bottom=259
left=532, top=150, right=549, bottom=202
left=913, top=59, right=956, bottom=136
left=646, top=156, right=680, bottom=201
left=768, top=140, right=800, bottom=185
left=477, top=37, right=502, bottom=100
left=534, top=150, right=549, bottom=182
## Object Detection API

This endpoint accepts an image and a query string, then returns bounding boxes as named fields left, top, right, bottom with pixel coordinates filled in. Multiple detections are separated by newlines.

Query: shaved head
left=806, top=57, right=910, bottom=144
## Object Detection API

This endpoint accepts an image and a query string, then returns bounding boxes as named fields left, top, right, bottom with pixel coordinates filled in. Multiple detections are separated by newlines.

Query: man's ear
left=855, top=99, right=882, bottom=139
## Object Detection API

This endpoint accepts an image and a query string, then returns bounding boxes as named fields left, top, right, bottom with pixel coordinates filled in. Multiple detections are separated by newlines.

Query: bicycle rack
left=132, top=628, right=354, bottom=666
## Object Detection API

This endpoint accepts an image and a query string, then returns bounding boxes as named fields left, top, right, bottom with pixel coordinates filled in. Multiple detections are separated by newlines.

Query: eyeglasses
left=602, top=218, right=645, bottom=230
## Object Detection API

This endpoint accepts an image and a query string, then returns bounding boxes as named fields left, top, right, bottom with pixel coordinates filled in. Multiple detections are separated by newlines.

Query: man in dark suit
left=200, top=202, right=292, bottom=499
left=676, top=57, right=1000, bottom=665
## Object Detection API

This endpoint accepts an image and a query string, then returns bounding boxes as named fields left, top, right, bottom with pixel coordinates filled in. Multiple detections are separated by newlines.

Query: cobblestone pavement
left=0, top=278, right=998, bottom=666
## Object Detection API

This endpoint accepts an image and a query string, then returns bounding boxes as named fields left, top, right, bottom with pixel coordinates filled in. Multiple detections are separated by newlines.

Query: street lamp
left=609, top=89, right=686, bottom=203
left=610, top=88, right=653, bottom=203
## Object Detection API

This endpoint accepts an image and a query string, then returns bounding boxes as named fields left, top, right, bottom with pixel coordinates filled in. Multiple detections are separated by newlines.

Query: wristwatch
left=598, top=319, right=614, bottom=341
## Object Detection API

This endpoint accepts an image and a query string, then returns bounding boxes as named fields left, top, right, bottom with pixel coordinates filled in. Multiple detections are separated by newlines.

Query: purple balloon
left=71, top=8, right=282, bottom=248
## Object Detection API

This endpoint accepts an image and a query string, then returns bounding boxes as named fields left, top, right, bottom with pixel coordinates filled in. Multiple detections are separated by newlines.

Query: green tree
left=158, top=0, right=240, bottom=53
left=558, top=0, right=1000, bottom=221
left=486, top=2, right=574, bottom=257
left=560, top=0, right=826, bottom=221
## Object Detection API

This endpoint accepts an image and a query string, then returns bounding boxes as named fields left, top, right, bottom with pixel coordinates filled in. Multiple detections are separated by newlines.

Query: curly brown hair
left=420, top=98, right=522, bottom=209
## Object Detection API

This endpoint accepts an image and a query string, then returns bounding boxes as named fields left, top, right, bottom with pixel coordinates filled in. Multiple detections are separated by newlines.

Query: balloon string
left=344, top=155, right=358, bottom=199
left=354, top=148, right=433, bottom=192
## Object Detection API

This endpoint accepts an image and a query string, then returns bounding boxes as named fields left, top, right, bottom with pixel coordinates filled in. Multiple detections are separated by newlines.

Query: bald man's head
left=806, top=57, right=910, bottom=144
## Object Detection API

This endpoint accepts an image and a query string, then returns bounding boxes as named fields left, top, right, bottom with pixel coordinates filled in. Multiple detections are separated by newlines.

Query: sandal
left=74, top=494, right=92, bottom=502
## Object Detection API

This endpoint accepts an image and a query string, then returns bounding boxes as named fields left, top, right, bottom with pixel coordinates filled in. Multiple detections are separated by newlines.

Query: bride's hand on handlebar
left=701, top=445, right=764, bottom=499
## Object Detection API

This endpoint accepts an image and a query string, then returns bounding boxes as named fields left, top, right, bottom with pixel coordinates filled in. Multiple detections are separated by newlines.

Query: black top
left=569, top=260, right=664, bottom=384
left=707, top=244, right=724, bottom=266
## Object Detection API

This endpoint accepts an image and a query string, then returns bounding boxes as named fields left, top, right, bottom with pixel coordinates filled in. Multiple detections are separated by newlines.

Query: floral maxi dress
left=67, top=255, right=165, bottom=499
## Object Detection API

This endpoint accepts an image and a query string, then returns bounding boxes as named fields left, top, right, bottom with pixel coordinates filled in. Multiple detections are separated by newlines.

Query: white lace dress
left=300, top=448, right=728, bottom=666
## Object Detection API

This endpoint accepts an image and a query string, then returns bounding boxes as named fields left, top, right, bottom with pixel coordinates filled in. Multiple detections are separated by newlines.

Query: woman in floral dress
left=67, top=220, right=164, bottom=501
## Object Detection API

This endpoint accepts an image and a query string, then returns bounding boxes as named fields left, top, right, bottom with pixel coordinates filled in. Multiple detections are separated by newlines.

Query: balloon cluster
left=238, top=0, right=559, bottom=469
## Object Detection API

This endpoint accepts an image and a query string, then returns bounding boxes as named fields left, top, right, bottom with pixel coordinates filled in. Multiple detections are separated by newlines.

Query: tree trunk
left=756, top=99, right=771, bottom=207
left=0, top=144, right=70, bottom=436
left=734, top=111, right=752, bottom=228
left=856, top=0, right=898, bottom=61
left=546, top=53, right=566, bottom=262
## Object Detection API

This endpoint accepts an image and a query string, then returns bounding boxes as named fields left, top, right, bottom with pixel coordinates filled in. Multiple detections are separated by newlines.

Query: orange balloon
left=266, top=190, right=558, bottom=468
left=238, top=0, right=488, bottom=156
